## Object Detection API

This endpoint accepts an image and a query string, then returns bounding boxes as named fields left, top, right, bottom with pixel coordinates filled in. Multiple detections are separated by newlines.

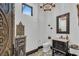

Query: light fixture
left=40, top=3, right=55, bottom=11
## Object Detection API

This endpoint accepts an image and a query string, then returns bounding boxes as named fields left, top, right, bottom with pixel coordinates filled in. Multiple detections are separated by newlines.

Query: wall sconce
left=48, top=24, right=53, bottom=30
left=48, top=36, right=51, bottom=39
left=48, top=24, right=50, bottom=27
left=50, top=27, right=53, bottom=29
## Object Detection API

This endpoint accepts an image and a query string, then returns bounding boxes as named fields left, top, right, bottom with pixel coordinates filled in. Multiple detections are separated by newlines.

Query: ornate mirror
left=56, top=13, right=70, bottom=34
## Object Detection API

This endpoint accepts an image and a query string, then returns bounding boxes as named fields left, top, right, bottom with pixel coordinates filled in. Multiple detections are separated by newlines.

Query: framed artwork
left=56, top=13, right=70, bottom=34
left=16, top=22, right=24, bottom=35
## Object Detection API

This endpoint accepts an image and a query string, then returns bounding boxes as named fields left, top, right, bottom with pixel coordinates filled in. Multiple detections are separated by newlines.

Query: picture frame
left=56, top=13, right=70, bottom=34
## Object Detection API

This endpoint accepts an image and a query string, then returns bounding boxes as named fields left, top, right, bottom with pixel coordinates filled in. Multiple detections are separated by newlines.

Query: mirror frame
left=56, top=13, right=70, bottom=34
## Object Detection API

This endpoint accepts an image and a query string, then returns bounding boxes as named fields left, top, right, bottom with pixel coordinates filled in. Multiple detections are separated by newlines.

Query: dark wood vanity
left=52, top=39, right=69, bottom=56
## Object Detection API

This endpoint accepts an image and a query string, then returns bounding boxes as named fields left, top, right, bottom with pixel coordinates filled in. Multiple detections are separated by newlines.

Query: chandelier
left=40, top=3, right=55, bottom=11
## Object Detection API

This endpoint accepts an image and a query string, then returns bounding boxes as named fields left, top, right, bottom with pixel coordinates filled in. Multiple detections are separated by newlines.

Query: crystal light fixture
left=40, top=3, right=55, bottom=11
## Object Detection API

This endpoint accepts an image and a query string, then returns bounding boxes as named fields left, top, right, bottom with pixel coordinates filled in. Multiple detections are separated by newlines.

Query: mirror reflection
left=59, top=16, right=66, bottom=32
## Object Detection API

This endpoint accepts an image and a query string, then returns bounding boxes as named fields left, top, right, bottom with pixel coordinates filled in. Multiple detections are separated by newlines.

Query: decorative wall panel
left=0, top=3, right=14, bottom=56
left=16, top=22, right=24, bottom=35
left=15, top=36, right=26, bottom=56
left=15, top=22, right=26, bottom=56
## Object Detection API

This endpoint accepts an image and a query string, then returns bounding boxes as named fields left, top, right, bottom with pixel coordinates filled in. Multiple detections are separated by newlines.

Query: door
left=0, top=3, right=14, bottom=56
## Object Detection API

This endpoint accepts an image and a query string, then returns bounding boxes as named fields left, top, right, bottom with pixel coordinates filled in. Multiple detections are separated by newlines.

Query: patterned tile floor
left=28, top=48, right=78, bottom=56
left=28, top=49, right=52, bottom=56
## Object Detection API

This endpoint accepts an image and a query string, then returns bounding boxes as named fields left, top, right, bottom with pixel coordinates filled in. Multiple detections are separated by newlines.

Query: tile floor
left=28, top=49, right=52, bottom=56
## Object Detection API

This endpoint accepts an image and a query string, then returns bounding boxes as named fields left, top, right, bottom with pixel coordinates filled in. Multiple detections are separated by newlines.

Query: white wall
left=15, top=3, right=79, bottom=54
left=15, top=3, right=39, bottom=52
left=37, top=4, right=48, bottom=46
left=44, top=3, right=79, bottom=44
left=42, top=3, right=79, bottom=54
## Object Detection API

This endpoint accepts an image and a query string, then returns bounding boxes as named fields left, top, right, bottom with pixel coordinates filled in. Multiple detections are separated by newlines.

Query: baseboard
left=26, top=48, right=38, bottom=56
left=50, top=46, right=52, bottom=49
left=26, top=45, right=43, bottom=56
left=38, top=46, right=43, bottom=49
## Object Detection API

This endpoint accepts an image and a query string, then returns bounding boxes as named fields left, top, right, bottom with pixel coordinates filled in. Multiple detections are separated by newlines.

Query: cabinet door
left=0, top=3, right=14, bottom=56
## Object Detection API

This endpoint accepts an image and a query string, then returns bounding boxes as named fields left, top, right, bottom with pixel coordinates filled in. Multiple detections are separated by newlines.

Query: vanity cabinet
left=52, top=39, right=69, bottom=56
